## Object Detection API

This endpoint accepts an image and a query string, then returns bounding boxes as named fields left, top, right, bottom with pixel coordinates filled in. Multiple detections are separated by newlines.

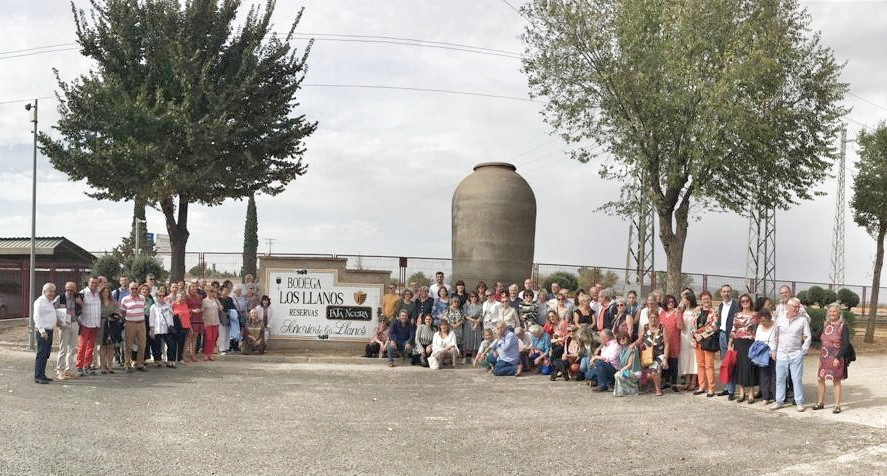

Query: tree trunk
left=657, top=192, right=691, bottom=296
left=864, top=223, right=886, bottom=344
left=160, top=195, right=190, bottom=282
left=131, top=197, right=148, bottom=255
left=242, top=192, right=258, bottom=278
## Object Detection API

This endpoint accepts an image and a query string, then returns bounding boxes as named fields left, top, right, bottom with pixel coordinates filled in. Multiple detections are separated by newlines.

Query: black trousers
left=35, top=329, right=53, bottom=379
left=759, top=358, right=776, bottom=400
left=163, top=333, right=179, bottom=363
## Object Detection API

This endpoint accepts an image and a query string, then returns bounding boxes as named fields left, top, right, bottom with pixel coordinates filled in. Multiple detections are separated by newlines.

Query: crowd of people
left=369, top=272, right=853, bottom=413
left=32, top=274, right=271, bottom=384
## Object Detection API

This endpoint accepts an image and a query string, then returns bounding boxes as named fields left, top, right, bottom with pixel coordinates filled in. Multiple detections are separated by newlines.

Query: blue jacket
left=388, top=319, right=415, bottom=345
left=716, top=300, right=739, bottom=335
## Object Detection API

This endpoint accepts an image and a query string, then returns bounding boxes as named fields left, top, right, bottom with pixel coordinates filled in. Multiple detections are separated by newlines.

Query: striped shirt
left=121, top=295, right=147, bottom=322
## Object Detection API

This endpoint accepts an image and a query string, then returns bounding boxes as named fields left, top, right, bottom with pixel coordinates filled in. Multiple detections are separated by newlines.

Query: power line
left=290, top=36, right=519, bottom=59
left=295, top=32, right=520, bottom=56
left=500, top=0, right=530, bottom=22
left=0, top=42, right=77, bottom=55
left=0, top=95, right=54, bottom=106
left=0, top=47, right=80, bottom=61
left=303, top=84, right=539, bottom=103
left=847, top=92, right=887, bottom=113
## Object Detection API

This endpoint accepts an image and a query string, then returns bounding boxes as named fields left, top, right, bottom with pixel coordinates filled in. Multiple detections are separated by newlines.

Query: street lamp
left=24, top=100, right=37, bottom=352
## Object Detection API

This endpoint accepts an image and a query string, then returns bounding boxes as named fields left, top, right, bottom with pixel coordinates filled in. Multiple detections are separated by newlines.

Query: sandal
left=654, top=389, right=663, bottom=396
left=832, top=406, right=842, bottom=414
left=747, top=398, right=755, bottom=404
left=812, top=403, right=825, bottom=411
left=693, top=389, right=706, bottom=395
left=737, top=395, right=747, bottom=403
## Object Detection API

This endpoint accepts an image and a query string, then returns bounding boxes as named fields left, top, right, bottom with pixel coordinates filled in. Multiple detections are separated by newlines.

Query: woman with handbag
left=813, top=304, right=851, bottom=413
left=149, top=286, right=178, bottom=368
left=754, top=308, right=778, bottom=404
left=634, top=312, right=669, bottom=396
left=692, top=291, right=720, bottom=397
left=200, top=288, right=222, bottom=361
left=728, top=294, right=759, bottom=403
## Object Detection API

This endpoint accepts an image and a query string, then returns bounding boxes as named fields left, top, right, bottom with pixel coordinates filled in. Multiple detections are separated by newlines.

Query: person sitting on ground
left=474, top=328, right=495, bottom=369
left=586, top=329, right=622, bottom=392
left=428, top=319, right=459, bottom=370
left=415, top=314, right=436, bottom=367
left=515, top=327, right=533, bottom=371
left=365, top=318, right=389, bottom=358
left=614, top=331, right=641, bottom=397
left=499, top=293, right=520, bottom=330
left=576, top=325, right=596, bottom=381
left=552, top=325, right=580, bottom=381
left=491, top=321, right=522, bottom=376
left=528, top=325, right=551, bottom=371
left=386, top=309, right=415, bottom=367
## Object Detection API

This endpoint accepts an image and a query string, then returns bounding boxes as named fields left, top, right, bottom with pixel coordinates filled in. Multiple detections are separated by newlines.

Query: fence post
left=861, top=286, right=867, bottom=316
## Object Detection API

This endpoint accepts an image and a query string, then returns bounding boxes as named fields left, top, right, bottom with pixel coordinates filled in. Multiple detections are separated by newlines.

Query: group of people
left=370, top=273, right=852, bottom=413
left=31, top=273, right=271, bottom=384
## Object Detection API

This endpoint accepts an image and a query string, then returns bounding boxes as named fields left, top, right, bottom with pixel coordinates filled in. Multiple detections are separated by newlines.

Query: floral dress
left=818, top=320, right=849, bottom=380
left=444, top=308, right=463, bottom=348
left=642, top=324, right=666, bottom=371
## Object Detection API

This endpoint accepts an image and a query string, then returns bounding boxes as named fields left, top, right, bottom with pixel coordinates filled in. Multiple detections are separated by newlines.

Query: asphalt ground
left=1, top=346, right=886, bottom=476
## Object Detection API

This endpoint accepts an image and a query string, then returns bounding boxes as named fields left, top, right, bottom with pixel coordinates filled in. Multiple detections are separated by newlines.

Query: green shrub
left=124, top=254, right=168, bottom=285
left=92, top=254, right=122, bottom=282
left=806, top=286, right=825, bottom=306
left=407, top=272, right=429, bottom=287
left=821, top=289, right=838, bottom=306
left=542, top=271, right=579, bottom=292
left=837, top=288, right=861, bottom=309
left=807, top=308, right=855, bottom=343
left=796, top=290, right=812, bottom=306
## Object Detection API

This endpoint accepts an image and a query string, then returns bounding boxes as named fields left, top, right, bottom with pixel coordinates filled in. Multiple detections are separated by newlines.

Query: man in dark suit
left=717, top=284, right=739, bottom=398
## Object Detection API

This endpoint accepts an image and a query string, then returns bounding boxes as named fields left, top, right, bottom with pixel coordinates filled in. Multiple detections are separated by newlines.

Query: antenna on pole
left=265, top=238, right=275, bottom=256
left=829, top=126, right=847, bottom=288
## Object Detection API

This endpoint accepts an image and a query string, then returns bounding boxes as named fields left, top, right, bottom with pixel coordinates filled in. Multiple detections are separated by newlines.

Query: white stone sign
left=265, top=268, right=381, bottom=341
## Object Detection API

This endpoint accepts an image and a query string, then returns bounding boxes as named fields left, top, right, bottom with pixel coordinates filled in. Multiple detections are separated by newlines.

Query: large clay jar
left=452, top=162, right=536, bottom=288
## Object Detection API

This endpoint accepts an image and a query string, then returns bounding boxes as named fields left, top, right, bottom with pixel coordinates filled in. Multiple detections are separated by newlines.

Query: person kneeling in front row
left=387, top=310, right=415, bottom=367
left=491, top=321, right=522, bottom=376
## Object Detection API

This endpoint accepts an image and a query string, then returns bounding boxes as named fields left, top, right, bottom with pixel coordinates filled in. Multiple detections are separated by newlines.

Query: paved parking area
left=1, top=346, right=885, bottom=475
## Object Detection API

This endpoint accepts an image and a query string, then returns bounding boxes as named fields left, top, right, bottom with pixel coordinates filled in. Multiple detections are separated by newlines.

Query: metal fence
left=6, top=251, right=887, bottom=320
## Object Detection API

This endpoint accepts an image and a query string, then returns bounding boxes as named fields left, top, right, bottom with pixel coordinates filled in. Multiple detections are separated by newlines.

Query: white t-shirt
left=719, top=300, right=733, bottom=332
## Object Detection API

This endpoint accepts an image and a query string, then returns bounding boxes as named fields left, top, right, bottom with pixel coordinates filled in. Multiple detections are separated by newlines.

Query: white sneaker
left=771, top=402, right=785, bottom=411
left=796, top=405, right=806, bottom=412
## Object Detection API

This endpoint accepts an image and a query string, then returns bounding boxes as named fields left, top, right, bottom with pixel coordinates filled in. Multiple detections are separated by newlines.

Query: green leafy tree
left=40, top=0, right=317, bottom=281
left=242, top=192, right=258, bottom=278
left=92, top=254, right=122, bottom=282
left=124, top=254, right=168, bottom=285
left=542, top=272, right=579, bottom=292
left=407, top=272, right=429, bottom=288
left=806, top=286, right=826, bottom=307
left=837, top=288, right=860, bottom=310
left=520, top=0, right=847, bottom=294
left=850, top=122, right=887, bottom=343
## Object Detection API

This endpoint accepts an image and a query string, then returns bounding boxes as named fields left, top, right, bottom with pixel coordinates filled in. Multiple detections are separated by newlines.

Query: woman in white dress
left=677, top=292, right=699, bottom=391
left=428, top=319, right=459, bottom=369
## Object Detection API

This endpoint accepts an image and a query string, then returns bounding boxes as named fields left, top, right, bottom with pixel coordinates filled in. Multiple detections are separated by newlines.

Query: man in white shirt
left=428, top=271, right=450, bottom=298
left=518, top=278, right=537, bottom=301
left=76, top=278, right=101, bottom=376
left=33, top=282, right=59, bottom=384
left=772, top=298, right=812, bottom=412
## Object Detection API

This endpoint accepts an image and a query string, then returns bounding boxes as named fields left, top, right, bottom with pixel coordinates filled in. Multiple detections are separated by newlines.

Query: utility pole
left=623, top=176, right=655, bottom=295
left=829, top=127, right=847, bottom=288
left=745, top=206, right=777, bottom=299
left=24, top=99, right=38, bottom=352
left=265, top=238, right=275, bottom=256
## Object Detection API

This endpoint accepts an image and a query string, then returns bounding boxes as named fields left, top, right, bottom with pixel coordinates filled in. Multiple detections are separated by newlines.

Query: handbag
left=640, top=346, right=654, bottom=367
left=700, top=332, right=720, bottom=352
left=718, top=348, right=737, bottom=384
left=219, top=308, right=230, bottom=326
left=748, top=340, right=771, bottom=367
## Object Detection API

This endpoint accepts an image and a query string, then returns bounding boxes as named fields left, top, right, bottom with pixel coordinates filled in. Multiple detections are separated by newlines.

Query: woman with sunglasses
left=728, top=293, right=759, bottom=403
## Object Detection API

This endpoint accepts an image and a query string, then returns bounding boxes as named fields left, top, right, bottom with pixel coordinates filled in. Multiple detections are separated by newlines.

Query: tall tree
left=242, top=192, right=258, bottom=278
left=850, top=122, right=887, bottom=343
left=40, top=0, right=316, bottom=281
left=520, top=0, right=847, bottom=293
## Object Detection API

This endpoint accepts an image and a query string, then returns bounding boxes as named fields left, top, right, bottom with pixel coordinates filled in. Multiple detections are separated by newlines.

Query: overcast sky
left=0, top=0, right=886, bottom=288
